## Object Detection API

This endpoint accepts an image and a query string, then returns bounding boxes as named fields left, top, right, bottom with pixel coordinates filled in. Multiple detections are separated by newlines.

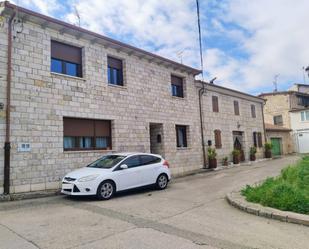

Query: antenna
left=74, top=6, right=81, bottom=27
left=273, top=74, right=279, bottom=92
left=176, top=50, right=184, bottom=64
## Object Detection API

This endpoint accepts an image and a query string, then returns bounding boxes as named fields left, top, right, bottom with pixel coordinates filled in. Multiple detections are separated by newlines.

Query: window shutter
left=94, top=120, right=111, bottom=137
left=253, top=132, right=257, bottom=147
left=214, top=130, right=222, bottom=149
left=107, top=56, right=123, bottom=69
left=234, top=101, right=240, bottom=115
left=51, top=40, right=82, bottom=64
left=212, top=96, right=219, bottom=112
left=171, top=75, right=183, bottom=86
left=257, top=132, right=263, bottom=148
left=251, top=105, right=256, bottom=118
left=63, top=118, right=95, bottom=137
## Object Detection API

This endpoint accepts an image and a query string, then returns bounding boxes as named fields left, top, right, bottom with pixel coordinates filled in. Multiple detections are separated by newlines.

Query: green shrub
left=241, top=157, right=309, bottom=214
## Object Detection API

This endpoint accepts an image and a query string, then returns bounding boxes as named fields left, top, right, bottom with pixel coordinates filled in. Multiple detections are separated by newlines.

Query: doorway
left=149, top=123, right=164, bottom=156
left=271, top=138, right=282, bottom=156
left=233, top=131, right=245, bottom=161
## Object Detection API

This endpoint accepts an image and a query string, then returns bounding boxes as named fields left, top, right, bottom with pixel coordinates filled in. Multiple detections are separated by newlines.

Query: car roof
left=112, top=152, right=162, bottom=157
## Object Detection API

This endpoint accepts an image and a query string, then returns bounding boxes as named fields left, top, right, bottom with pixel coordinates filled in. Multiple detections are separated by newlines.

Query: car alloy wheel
left=97, top=181, right=115, bottom=200
left=157, top=174, right=168, bottom=190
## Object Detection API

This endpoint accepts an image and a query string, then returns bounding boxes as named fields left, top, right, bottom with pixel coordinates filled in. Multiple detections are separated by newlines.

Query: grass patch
left=241, top=156, right=309, bottom=214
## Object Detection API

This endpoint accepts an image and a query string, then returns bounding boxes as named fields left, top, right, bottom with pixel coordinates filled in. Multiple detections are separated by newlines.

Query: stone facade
left=199, top=83, right=265, bottom=163
left=0, top=3, right=266, bottom=194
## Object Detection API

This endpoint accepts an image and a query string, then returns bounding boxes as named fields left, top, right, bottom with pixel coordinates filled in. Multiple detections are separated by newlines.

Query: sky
left=14, top=0, right=309, bottom=95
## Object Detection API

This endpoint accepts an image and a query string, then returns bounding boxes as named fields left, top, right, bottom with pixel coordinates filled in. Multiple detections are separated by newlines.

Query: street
left=0, top=156, right=308, bottom=249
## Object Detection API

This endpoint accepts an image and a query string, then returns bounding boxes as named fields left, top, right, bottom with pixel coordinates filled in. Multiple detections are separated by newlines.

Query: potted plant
left=208, top=147, right=217, bottom=168
left=264, top=142, right=272, bottom=158
left=250, top=146, right=257, bottom=161
left=222, top=157, right=228, bottom=166
left=232, top=149, right=241, bottom=164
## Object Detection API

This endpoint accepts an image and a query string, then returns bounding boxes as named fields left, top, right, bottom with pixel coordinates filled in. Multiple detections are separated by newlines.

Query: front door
left=271, top=138, right=282, bottom=156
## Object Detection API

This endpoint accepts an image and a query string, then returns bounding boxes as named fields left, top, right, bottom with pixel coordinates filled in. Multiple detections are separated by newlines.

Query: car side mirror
left=120, top=164, right=128, bottom=170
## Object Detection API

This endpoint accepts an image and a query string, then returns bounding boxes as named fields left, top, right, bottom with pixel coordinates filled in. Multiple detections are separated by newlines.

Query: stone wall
left=0, top=19, right=203, bottom=193
left=262, top=94, right=291, bottom=128
left=266, top=131, right=294, bottom=155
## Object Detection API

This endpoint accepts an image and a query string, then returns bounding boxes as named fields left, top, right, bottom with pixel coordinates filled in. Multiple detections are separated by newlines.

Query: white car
left=61, top=152, right=171, bottom=200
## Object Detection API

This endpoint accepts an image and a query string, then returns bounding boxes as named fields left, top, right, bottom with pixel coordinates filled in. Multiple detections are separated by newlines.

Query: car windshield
left=87, top=155, right=126, bottom=169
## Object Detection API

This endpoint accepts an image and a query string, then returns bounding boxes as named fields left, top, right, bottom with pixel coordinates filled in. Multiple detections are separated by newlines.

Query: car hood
left=65, top=167, right=110, bottom=179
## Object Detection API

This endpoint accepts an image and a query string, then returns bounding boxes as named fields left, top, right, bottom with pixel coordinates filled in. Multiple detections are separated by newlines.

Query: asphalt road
left=0, top=155, right=308, bottom=249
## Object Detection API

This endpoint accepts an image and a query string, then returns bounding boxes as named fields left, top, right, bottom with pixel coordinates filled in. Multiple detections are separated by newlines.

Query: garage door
left=298, top=132, right=309, bottom=153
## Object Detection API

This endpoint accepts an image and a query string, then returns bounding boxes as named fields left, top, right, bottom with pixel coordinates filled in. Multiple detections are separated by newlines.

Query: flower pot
left=209, top=158, right=217, bottom=168
left=233, top=155, right=240, bottom=164
left=250, top=154, right=256, bottom=161
left=265, top=150, right=272, bottom=158
left=222, top=161, right=228, bottom=166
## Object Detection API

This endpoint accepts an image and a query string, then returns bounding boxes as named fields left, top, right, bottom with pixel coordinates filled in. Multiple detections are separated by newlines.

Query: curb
left=0, top=190, right=60, bottom=202
left=226, top=191, right=309, bottom=227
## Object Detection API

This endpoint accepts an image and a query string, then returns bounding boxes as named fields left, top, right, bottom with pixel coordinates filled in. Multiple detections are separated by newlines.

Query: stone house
left=196, top=81, right=266, bottom=163
left=259, top=84, right=309, bottom=154
left=0, top=2, right=266, bottom=194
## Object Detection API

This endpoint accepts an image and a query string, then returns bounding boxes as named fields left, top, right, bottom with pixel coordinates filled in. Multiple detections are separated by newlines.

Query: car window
left=140, top=155, right=161, bottom=166
left=87, top=155, right=126, bottom=169
left=122, top=155, right=141, bottom=168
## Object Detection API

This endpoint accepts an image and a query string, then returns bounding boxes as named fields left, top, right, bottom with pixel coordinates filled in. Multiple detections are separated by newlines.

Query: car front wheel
left=97, top=180, right=115, bottom=200
left=156, top=174, right=168, bottom=190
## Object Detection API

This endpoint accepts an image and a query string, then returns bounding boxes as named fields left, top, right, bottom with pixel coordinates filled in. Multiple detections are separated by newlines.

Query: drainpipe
left=4, top=11, right=16, bottom=195
left=198, top=83, right=207, bottom=168
left=261, top=101, right=267, bottom=143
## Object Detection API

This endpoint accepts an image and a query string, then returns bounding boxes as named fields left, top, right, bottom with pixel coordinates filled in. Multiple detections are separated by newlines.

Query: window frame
left=234, top=100, right=240, bottom=116
left=300, top=111, right=309, bottom=121
left=63, top=118, right=112, bottom=151
left=212, top=96, right=219, bottom=112
left=107, top=56, right=123, bottom=86
left=251, top=104, right=256, bottom=118
left=176, top=125, right=188, bottom=148
left=273, top=115, right=283, bottom=126
left=171, top=75, right=184, bottom=98
left=51, top=40, right=82, bottom=78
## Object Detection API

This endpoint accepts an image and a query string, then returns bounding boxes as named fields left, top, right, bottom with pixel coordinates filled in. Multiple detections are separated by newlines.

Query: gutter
left=261, top=102, right=267, bottom=143
left=198, top=84, right=207, bottom=169
left=3, top=9, right=16, bottom=195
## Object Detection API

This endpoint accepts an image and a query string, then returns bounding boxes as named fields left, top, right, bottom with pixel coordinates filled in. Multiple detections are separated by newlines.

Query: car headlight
left=78, top=174, right=99, bottom=182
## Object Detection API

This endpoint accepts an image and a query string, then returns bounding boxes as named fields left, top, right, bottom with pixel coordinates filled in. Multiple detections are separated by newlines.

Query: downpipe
left=3, top=11, right=16, bottom=195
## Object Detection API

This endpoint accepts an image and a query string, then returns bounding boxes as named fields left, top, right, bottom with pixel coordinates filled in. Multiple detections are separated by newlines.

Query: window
left=171, top=75, right=184, bottom=98
left=87, top=155, right=126, bottom=169
left=51, top=40, right=82, bottom=77
left=214, top=130, right=222, bottom=149
left=140, top=155, right=161, bottom=165
left=301, top=111, right=309, bottom=121
left=176, top=125, right=188, bottom=147
left=251, top=105, right=256, bottom=118
left=273, top=115, right=283, bottom=126
left=63, top=117, right=111, bottom=151
left=122, top=156, right=141, bottom=168
left=212, top=96, right=219, bottom=112
left=107, top=56, right=123, bottom=86
left=253, top=132, right=263, bottom=148
left=234, top=100, right=240, bottom=115
left=298, top=96, right=309, bottom=107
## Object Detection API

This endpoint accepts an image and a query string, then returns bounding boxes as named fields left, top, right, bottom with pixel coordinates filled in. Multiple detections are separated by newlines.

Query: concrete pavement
left=0, top=155, right=308, bottom=249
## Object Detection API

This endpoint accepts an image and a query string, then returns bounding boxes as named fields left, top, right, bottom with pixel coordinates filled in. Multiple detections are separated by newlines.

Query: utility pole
left=273, top=74, right=279, bottom=92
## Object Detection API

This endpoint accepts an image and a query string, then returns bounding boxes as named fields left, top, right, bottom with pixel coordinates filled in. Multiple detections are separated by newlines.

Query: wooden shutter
left=108, top=56, right=123, bottom=69
left=63, top=118, right=94, bottom=137
left=212, top=96, right=219, bottom=112
left=51, top=40, right=82, bottom=64
left=251, top=105, right=256, bottom=118
left=234, top=101, right=240, bottom=115
left=257, top=132, right=263, bottom=148
left=253, top=132, right=257, bottom=147
left=214, top=130, right=222, bottom=149
left=171, top=75, right=183, bottom=86
left=94, top=120, right=111, bottom=137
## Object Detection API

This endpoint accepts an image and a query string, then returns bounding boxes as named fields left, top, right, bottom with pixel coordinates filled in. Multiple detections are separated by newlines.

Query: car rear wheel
left=156, top=174, right=168, bottom=190
left=97, top=180, right=115, bottom=200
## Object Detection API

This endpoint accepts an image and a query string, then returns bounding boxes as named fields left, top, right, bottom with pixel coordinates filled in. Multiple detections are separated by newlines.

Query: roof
left=0, top=1, right=201, bottom=76
left=289, top=108, right=309, bottom=113
left=265, top=123, right=291, bottom=132
left=195, top=80, right=265, bottom=103
left=258, top=90, right=309, bottom=98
